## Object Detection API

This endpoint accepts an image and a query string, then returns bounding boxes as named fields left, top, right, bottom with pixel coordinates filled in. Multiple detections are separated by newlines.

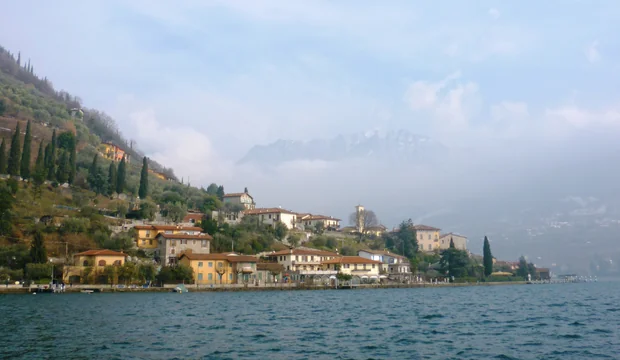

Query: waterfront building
left=178, top=252, right=258, bottom=285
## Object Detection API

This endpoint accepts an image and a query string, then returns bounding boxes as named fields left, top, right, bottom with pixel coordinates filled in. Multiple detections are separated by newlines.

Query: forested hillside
left=0, top=45, right=238, bottom=265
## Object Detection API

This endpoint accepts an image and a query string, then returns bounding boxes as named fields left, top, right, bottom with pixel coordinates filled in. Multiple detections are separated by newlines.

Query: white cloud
left=127, top=108, right=231, bottom=185
left=585, top=40, right=601, bottom=63
left=545, top=104, right=620, bottom=129
left=404, top=72, right=480, bottom=139
left=488, top=8, right=501, bottom=20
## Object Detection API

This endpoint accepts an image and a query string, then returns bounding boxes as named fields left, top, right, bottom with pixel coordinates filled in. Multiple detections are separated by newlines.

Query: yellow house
left=100, top=142, right=129, bottom=163
left=64, top=249, right=128, bottom=284
left=133, top=225, right=203, bottom=249
left=179, top=252, right=258, bottom=285
left=413, top=225, right=441, bottom=252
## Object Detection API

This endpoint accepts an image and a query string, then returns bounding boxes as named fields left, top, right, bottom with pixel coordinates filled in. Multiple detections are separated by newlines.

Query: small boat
left=171, top=284, right=188, bottom=293
left=81, top=290, right=94, bottom=294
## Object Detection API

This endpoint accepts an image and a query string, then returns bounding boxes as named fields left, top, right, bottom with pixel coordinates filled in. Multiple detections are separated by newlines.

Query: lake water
left=1, top=282, right=619, bottom=359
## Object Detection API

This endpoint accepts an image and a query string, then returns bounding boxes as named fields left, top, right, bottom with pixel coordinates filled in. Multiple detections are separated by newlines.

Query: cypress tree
left=46, top=130, right=56, bottom=181
left=17, top=51, right=21, bottom=66
left=7, top=123, right=21, bottom=176
left=68, top=142, right=76, bottom=184
left=0, top=138, right=6, bottom=174
left=138, top=156, right=148, bottom=199
left=30, top=230, right=48, bottom=264
left=116, top=157, right=126, bottom=194
left=43, top=143, right=51, bottom=171
left=483, top=236, right=493, bottom=277
left=449, top=237, right=455, bottom=249
left=20, top=120, right=32, bottom=179
left=108, top=162, right=117, bottom=196
left=56, top=151, right=69, bottom=184
left=33, top=142, right=45, bottom=185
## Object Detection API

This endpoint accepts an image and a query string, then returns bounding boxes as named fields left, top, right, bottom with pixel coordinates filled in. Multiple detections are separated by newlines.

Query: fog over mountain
left=232, top=129, right=620, bottom=275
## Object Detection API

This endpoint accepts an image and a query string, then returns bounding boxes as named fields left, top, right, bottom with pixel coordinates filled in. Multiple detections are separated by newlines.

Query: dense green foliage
left=156, top=264, right=193, bottom=284
left=0, top=139, right=6, bottom=174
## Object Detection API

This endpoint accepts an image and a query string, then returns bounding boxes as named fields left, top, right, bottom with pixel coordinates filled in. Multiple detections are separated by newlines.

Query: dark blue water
left=1, top=282, right=619, bottom=359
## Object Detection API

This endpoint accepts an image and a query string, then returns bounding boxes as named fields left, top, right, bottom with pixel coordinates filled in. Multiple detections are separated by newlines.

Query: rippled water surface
left=1, top=282, right=619, bottom=359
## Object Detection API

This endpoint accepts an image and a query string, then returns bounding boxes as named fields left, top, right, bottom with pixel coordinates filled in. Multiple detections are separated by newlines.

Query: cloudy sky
left=1, top=1, right=620, bottom=217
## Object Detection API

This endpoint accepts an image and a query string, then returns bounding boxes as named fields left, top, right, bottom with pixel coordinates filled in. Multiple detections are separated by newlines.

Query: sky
left=1, top=1, right=620, bottom=263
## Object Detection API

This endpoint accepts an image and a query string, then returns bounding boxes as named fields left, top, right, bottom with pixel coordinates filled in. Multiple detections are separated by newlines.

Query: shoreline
left=0, top=281, right=533, bottom=294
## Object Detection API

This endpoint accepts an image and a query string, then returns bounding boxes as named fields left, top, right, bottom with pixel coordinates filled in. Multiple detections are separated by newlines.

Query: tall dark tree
left=16, top=51, right=21, bottom=66
left=0, top=99, right=6, bottom=116
left=206, top=183, right=218, bottom=195
left=87, top=154, right=106, bottom=194
left=216, top=185, right=225, bottom=201
left=108, top=162, right=117, bottom=196
left=68, top=144, right=76, bottom=184
left=439, top=248, right=470, bottom=280
left=0, top=138, right=6, bottom=174
left=116, top=157, right=126, bottom=194
left=29, top=230, right=48, bottom=264
left=516, top=256, right=529, bottom=278
left=20, top=120, right=32, bottom=179
left=138, top=156, right=149, bottom=199
left=449, top=237, right=455, bottom=249
left=55, top=151, right=69, bottom=184
left=32, top=142, right=46, bottom=192
left=244, top=187, right=248, bottom=193
left=483, top=236, right=493, bottom=277
left=7, top=123, right=21, bottom=176
left=46, top=129, right=56, bottom=181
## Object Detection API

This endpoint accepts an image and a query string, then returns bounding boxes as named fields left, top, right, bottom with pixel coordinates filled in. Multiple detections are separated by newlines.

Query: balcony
left=298, top=270, right=337, bottom=275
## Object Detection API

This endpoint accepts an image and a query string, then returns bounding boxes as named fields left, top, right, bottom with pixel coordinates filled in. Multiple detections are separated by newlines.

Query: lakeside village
left=4, top=188, right=554, bottom=292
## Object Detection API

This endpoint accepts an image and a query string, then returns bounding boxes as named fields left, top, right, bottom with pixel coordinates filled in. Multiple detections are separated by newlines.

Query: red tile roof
left=183, top=213, right=204, bottom=221
left=244, top=207, right=296, bottom=215
left=439, top=232, right=467, bottom=238
left=223, top=192, right=253, bottom=200
left=268, top=248, right=340, bottom=257
left=74, top=249, right=128, bottom=257
left=156, top=233, right=213, bottom=240
left=412, top=224, right=441, bottom=231
left=301, top=215, right=341, bottom=221
left=134, top=225, right=203, bottom=231
left=179, top=252, right=257, bottom=262
left=359, top=249, right=405, bottom=258
left=321, top=256, right=383, bottom=265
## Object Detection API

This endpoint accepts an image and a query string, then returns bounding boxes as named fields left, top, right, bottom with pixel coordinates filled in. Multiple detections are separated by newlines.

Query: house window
left=268, top=214, right=272, bottom=219
left=198, top=273, right=203, bottom=280
left=311, top=256, right=314, bottom=261
left=208, top=273, right=213, bottom=280
left=98, top=260, right=106, bottom=266
left=363, top=264, right=367, bottom=269
left=428, top=234, right=431, bottom=240
left=419, top=234, right=423, bottom=240
left=229, top=274, right=232, bottom=280
left=372, top=264, right=375, bottom=268
left=146, top=231, right=151, bottom=237
left=171, top=240, right=177, bottom=246
left=428, top=244, right=432, bottom=250
left=202, top=240, right=208, bottom=248
left=171, top=248, right=175, bottom=254
left=208, top=262, right=213, bottom=267
left=149, top=239, right=153, bottom=245
left=198, top=262, right=203, bottom=267
left=193, top=240, right=196, bottom=245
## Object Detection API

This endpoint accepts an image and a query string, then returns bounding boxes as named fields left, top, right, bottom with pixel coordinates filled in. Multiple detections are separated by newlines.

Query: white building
left=264, top=248, right=340, bottom=274
left=223, top=191, right=256, bottom=210
left=358, top=249, right=411, bottom=275
left=298, top=214, right=341, bottom=230
left=243, top=208, right=299, bottom=230
left=321, top=256, right=383, bottom=278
